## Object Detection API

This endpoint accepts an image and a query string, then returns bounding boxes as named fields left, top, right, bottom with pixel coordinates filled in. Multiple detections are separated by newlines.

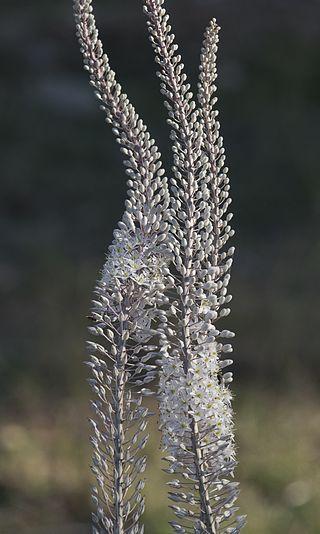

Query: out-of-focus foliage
left=1, top=0, right=319, bottom=531
left=1, top=393, right=320, bottom=532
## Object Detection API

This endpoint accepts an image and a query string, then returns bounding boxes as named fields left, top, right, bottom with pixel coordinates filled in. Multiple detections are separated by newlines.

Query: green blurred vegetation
left=1, top=0, right=320, bottom=531
left=1, top=392, right=320, bottom=532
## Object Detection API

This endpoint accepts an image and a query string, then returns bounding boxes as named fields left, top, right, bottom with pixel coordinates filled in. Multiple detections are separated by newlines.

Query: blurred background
left=1, top=0, right=320, bottom=532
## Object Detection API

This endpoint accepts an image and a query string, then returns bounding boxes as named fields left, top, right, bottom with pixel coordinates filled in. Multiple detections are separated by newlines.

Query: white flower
left=101, top=228, right=168, bottom=287
left=159, top=342, right=235, bottom=465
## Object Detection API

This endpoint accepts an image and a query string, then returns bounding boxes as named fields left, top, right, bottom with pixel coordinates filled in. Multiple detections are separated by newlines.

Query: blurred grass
left=0, top=388, right=319, bottom=533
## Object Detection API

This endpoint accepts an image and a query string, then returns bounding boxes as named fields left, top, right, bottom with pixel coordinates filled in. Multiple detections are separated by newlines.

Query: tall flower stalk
left=143, top=1, right=245, bottom=532
left=74, top=0, right=244, bottom=532
left=74, top=1, right=169, bottom=532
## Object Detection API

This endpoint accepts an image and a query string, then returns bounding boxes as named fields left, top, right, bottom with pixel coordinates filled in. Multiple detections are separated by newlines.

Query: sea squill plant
left=74, top=0, right=245, bottom=532
left=143, top=1, right=245, bottom=532
left=74, top=0, right=170, bottom=532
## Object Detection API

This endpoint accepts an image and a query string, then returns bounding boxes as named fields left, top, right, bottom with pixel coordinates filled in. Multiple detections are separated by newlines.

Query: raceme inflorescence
left=74, top=0, right=245, bottom=532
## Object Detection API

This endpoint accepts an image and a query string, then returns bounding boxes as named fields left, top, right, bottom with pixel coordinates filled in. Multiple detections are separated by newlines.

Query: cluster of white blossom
left=102, top=228, right=168, bottom=287
left=160, top=342, right=235, bottom=460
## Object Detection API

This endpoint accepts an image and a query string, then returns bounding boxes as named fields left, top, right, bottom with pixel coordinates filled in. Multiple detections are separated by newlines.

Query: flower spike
left=74, top=1, right=170, bottom=532
left=143, top=2, right=245, bottom=532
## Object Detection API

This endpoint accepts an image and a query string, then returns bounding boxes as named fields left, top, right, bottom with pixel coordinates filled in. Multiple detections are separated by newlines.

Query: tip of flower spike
left=209, top=18, right=221, bottom=32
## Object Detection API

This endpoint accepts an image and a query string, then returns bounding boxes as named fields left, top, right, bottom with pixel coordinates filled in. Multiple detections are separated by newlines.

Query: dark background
left=1, top=0, right=320, bottom=532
